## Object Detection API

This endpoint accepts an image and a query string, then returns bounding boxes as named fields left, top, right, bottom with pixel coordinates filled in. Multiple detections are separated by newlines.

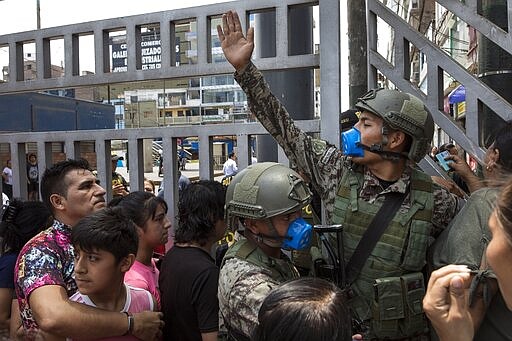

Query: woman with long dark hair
left=110, top=191, right=171, bottom=308
left=0, top=199, right=52, bottom=338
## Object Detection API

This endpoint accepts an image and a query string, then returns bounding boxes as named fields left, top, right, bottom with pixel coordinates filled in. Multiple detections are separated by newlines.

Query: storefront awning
left=448, top=84, right=465, bottom=104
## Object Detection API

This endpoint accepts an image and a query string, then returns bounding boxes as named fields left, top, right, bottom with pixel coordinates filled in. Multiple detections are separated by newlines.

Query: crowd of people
left=1, top=9, right=512, bottom=341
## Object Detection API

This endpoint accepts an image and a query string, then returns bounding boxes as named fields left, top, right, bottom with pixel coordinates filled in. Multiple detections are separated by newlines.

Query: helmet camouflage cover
left=225, top=162, right=312, bottom=231
left=355, top=88, right=434, bottom=162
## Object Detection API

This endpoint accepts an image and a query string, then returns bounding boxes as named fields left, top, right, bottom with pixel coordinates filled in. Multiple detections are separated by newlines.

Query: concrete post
left=478, top=0, right=512, bottom=144
left=254, top=6, right=314, bottom=162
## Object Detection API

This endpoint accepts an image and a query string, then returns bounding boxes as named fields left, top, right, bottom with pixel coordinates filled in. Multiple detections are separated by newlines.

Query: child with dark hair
left=111, top=191, right=171, bottom=308
left=69, top=207, right=157, bottom=340
left=0, top=199, right=52, bottom=337
left=252, top=277, right=352, bottom=341
left=159, top=180, right=226, bottom=341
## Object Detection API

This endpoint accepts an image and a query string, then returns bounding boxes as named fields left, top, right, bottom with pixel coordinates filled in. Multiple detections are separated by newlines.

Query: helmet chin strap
left=358, top=127, right=407, bottom=161
left=245, top=219, right=288, bottom=248
left=358, top=143, right=406, bottom=161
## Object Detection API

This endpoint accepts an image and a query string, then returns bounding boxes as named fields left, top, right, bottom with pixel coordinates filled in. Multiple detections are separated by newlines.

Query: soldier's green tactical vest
left=221, top=239, right=299, bottom=341
left=223, top=238, right=299, bottom=282
left=332, top=167, right=433, bottom=339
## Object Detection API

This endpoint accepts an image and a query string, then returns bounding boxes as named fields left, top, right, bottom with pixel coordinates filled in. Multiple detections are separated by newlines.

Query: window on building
left=188, top=89, right=200, bottom=100
left=189, top=77, right=200, bottom=87
left=202, top=90, right=235, bottom=104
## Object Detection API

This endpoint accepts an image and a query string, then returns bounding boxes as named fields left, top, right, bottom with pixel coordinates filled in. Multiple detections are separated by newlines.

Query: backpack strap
left=344, top=186, right=410, bottom=285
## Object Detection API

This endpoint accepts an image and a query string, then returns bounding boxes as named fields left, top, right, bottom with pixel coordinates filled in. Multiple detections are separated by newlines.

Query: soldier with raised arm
left=217, top=11, right=462, bottom=340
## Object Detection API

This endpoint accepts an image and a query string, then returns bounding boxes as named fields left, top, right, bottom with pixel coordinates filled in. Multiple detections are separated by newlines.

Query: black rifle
left=312, top=224, right=345, bottom=287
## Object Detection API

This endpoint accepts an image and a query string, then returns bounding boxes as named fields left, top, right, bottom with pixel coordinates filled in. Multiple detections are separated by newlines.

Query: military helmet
left=225, top=162, right=312, bottom=231
left=355, top=88, right=434, bottom=162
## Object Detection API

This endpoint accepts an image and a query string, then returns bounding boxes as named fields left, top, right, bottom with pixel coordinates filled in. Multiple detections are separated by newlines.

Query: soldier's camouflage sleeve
left=218, top=257, right=282, bottom=338
left=234, top=62, right=345, bottom=221
left=431, top=182, right=461, bottom=237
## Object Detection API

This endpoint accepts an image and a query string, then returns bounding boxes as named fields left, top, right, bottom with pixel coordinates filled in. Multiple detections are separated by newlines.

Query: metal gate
left=3, top=0, right=509, bottom=220
left=367, top=0, right=512, bottom=172
left=0, top=0, right=340, bottom=222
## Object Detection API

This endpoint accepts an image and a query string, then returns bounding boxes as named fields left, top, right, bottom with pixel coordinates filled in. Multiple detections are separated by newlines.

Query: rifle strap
left=344, top=186, right=410, bottom=285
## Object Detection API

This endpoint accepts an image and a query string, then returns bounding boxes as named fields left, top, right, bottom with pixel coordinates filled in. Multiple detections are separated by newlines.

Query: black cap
left=439, top=143, right=455, bottom=153
left=111, top=154, right=124, bottom=161
left=340, top=109, right=360, bottom=132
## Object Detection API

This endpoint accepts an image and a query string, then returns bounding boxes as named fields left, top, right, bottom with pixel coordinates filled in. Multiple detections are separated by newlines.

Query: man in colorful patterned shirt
left=14, top=159, right=163, bottom=340
left=217, top=11, right=462, bottom=340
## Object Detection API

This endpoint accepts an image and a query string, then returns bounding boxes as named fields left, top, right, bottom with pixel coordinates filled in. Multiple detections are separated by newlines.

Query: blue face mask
left=281, top=217, right=313, bottom=251
left=341, top=127, right=364, bottom=157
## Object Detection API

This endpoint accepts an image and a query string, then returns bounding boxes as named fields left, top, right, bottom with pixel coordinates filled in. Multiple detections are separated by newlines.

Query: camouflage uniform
left=234, top=62, right=461, bottom=339
left=234, top=62, right=458, bottom=230
left=218, top=238, right=299, bottom=339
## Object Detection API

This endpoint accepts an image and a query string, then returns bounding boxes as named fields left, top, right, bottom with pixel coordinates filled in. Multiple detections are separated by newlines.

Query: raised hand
left=445, top=154, right=473, bottom=178
left=217, top=10, right=254, bottom=72
left=445, top=154, right=482, bottom=193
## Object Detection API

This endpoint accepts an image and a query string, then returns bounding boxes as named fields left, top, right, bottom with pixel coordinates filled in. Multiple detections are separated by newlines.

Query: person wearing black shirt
left=159, top=180, right=226, bottom=341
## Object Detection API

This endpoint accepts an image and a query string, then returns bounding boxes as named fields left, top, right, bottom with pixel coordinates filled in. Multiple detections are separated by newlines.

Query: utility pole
left=347, top=0, right=368, bottom=107
left=36, top=0, right=41, bottom=29
left=478, top=0, right=511, bottom=142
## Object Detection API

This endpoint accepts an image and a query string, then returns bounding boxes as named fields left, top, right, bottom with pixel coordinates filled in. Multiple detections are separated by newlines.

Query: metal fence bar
left=0, top=121, right=320, bottom=144
left=95, top=139, right=110, bottom=199
left=127, top=139, right=142, bottom=192
left=198, top=134, right=214, bottom=181
left=319, top=0, right=341, bottom=147
left=36, top=142, right=46, bottom=187
left=367, top=0, right=512, bottom=164
left=0, top=0, right=317, bottom=94
left=464, top=89, right=480, bottom=144
left=160, top=136, right=176, bottom=206
left=366, top=5, right=378, bottom=88
left=12, top=142, right=26, bottom=199
left=0, top=0, right=327, bottom=226
left=509, top=0, right=512, bottom=36
left=436, top=0, right=512, bottom=56
left=236, top=134, right=250, bottom=170
left=277, top=145, right=289, bottom=166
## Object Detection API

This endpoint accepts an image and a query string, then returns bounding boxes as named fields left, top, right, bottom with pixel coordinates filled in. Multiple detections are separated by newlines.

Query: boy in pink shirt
left=69, top=207, right=159, bottom=340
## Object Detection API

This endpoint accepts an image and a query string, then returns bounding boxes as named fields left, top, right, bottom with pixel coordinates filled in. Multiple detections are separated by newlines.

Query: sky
left=0, top=0, right=232, bottom=34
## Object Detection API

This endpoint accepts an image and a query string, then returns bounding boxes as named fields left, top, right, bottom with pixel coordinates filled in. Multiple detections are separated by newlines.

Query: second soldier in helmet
left=219, top=162, right=313, bottom=340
